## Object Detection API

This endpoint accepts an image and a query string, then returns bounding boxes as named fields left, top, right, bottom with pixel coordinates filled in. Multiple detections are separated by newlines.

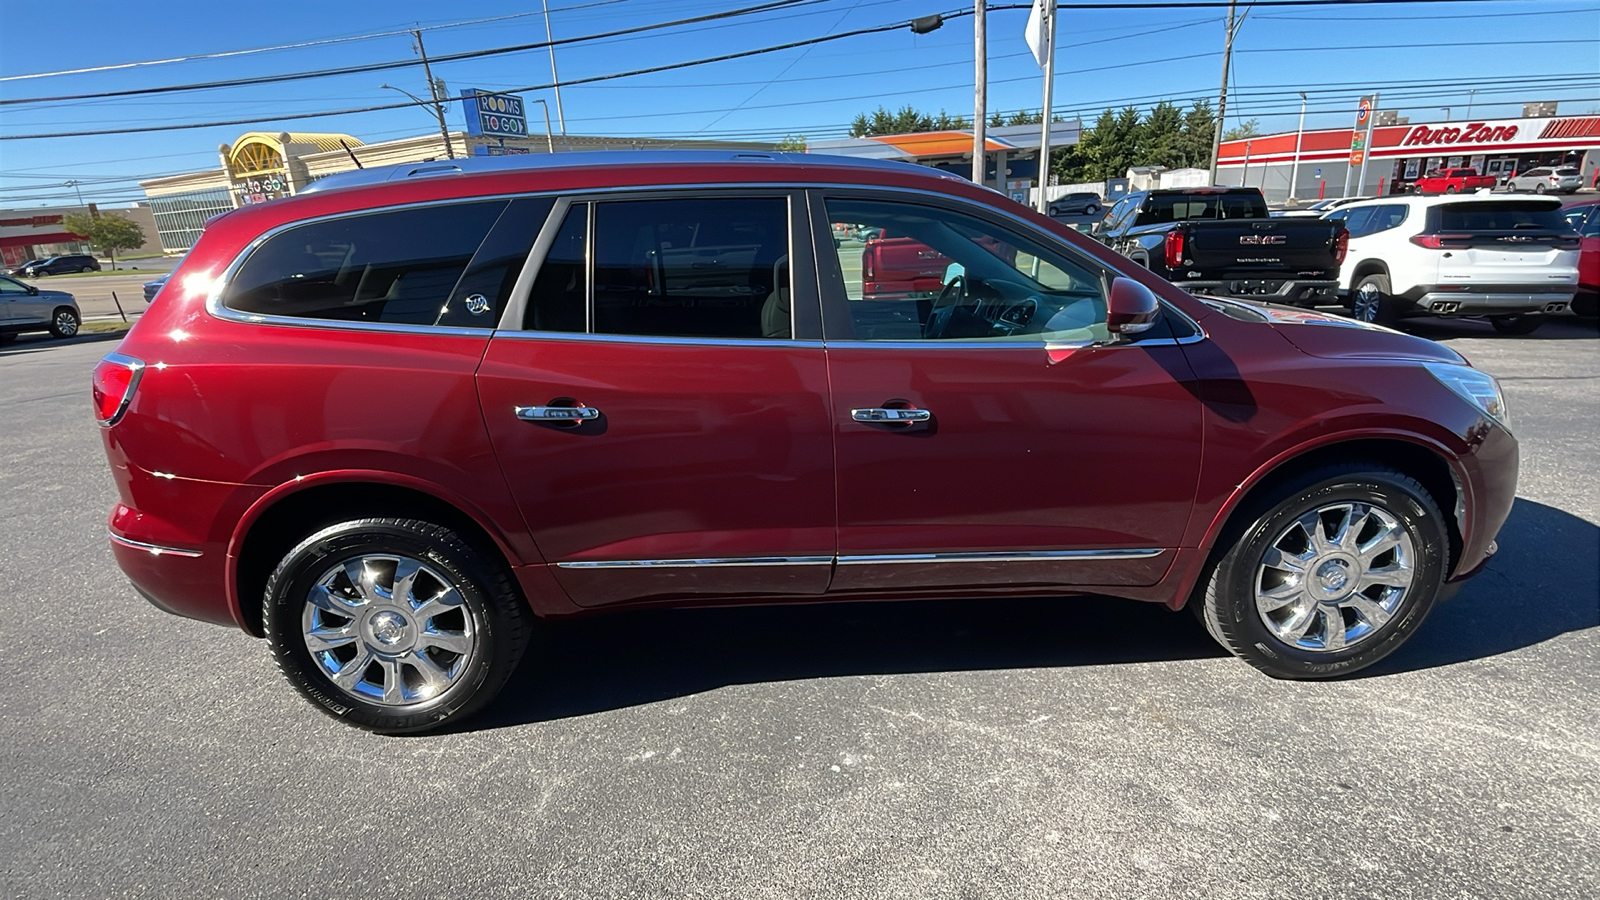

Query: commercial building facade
left=1216, top=112, right=1600, bottom=204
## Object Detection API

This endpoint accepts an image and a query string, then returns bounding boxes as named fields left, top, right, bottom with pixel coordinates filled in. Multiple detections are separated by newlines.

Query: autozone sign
left=1402, top=122, right=1522, bottom=147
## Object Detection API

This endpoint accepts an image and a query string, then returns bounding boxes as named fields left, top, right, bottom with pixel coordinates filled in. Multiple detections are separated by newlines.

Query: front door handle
left=515, top=404, right=600, bottom=425
left=851, top=407, right=931, bottom=423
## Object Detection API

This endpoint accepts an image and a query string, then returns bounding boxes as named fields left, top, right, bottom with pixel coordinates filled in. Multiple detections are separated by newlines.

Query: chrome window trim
left=556, top=556, right=833, bottom=569
left=109, top=531, right=204, bottom=559
left=835, top=549, right=1165, bottom=565
left=202, top=181, right=1211, bottom=347
left=490, top=330, right=824, bottom=349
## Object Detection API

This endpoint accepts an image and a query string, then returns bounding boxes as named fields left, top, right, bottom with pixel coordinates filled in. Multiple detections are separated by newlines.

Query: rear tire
left=263, top=518, right=530, bottom=734
left=1196, top=464, right=1448, bottom=679
left=1534, top=183, right=1547, bottom=194
left=1349, top=273, right=1398, bottom=325
left=1490, top=313, right=1543, bottom=335
left=1445, top=185, right=1458, bottom=194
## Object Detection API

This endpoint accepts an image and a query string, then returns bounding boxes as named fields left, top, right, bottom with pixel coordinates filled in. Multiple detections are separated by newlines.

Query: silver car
left=0, top=274, right=81, bottom=343
left=1504, top=166, right=1583, bottom=194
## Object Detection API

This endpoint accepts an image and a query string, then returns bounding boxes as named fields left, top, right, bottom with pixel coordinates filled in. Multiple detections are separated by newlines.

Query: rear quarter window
left=224, top=199, right=546, bottom=328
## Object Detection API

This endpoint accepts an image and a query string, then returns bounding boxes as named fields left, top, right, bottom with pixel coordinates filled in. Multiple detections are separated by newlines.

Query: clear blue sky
left=1, top=0, right=1596, bottom=207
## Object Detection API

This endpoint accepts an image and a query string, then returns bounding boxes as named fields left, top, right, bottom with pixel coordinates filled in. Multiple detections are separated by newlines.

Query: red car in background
left=95, top=151, right=1517, bottom=733
left=1412, top=168, right=1497, bottom=195
left=1563, top=199, right=1600, bottom=317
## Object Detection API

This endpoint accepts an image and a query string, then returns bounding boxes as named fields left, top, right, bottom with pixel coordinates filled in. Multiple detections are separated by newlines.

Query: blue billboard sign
left=460, top=89, right=528, bottom=138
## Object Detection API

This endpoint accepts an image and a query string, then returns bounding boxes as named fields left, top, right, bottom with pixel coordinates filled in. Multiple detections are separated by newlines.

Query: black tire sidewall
left=1207, top=471, right=1447, bottom=678
left=50, top=308, right=79, bottom=338
left=263, top=519, right=516, bottom=733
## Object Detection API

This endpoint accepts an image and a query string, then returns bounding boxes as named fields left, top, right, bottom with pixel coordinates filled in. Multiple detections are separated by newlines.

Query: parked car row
left=1, top=254, right=101, bottom=277
left=102, top=150, right=1516, bottom=733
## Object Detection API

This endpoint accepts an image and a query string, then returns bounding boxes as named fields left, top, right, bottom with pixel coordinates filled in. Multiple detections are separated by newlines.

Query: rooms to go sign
left=460, top=89, right=528, bottom=137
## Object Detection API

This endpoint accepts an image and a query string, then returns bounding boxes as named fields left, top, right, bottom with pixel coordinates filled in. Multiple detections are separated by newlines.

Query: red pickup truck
left=1412, top=167, right=1496, bottom=194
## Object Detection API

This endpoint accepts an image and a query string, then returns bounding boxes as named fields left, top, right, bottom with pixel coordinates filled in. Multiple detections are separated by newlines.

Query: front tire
left=263, top=518, right=530, bottom=734
left=49, top=307, right=79, bottom=338
left=1197, top=465, right=1448, bottom=679
left=1490, top=313, right=1543, bottom=335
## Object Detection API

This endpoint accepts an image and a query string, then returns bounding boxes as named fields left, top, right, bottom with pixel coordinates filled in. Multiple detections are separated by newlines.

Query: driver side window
left=822, top=197, right=1108, bottom=344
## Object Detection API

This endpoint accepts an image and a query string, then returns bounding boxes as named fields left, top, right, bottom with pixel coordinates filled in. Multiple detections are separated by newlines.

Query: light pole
left=540, top=0, right=569, bottom=138
left=1466, top=89, right=1477, bottom=119
left=528, top=98, right=556, bottom=153
left=382, top=83, right=455, bottom=159
left=1290, top=91, right=1307, bottom=202
left=63, top=180, right=86, bottom=208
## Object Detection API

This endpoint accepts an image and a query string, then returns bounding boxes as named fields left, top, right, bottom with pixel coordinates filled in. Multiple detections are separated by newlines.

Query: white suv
left=1324, top=194, right=1579, bottom=334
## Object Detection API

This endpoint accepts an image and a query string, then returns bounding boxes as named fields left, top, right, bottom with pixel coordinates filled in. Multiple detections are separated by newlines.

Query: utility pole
left=411, top=30, right=455, bottom=159
left=973, top=0, right=987, bottom=186
left=1034, top=0, right=1056, bottom=214
left=1207, top=0, right=1240, bottom=186
left=1289, top=91, right=1307, bottom=201
left=541, top=0, right=569, bottom=139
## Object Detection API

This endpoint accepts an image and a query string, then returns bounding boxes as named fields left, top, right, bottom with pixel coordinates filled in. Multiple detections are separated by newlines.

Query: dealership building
left=139, top=113, right=775, bottom=252
left=1216, top=110, right=1600, bottom=203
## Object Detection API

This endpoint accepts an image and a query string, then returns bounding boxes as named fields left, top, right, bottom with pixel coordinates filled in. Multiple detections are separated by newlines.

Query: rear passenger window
left=1341, top=207, right=1377, bottom=237
left=591, top=197, right=789, bottom=339
left=1365, top=204, right=1408, bottom=236
left=524, top=204, right=587, bottom=332
left=225, top=200, right=518, bottom=327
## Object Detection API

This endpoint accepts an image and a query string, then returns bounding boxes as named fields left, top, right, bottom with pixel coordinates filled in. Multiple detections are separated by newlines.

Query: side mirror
left=27, top=285, right=39, bottom=295
left=1107, top=277, right=1160, bottom=336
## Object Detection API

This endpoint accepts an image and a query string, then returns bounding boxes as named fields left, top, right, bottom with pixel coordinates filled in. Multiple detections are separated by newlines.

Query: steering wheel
left=923, top=275, right=967, bottom=339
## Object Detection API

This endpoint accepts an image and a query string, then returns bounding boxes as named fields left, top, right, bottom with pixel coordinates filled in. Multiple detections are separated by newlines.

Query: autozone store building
left=1216, top=114, right=1600, bottom=203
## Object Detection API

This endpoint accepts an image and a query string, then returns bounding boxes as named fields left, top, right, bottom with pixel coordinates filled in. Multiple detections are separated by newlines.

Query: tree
left=62, top=212, right=145, bottom=270
left=1140, top=101, right=1185, bottom=170
left=1222, top=119, right=1262, bottom=141
left=775, top=134, right=807, bottom=152
left=1178, top=100, right=1216, bottom=169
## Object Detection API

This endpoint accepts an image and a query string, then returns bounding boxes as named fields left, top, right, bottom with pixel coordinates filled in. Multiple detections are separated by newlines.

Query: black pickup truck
left=1095, top=187, right=1347, bottom=306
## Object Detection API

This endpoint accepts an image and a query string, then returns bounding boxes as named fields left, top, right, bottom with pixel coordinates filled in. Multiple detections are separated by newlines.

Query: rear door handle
left=851, top=407, right=930, bottom=423
left=515, top=405, right=600, bottom=424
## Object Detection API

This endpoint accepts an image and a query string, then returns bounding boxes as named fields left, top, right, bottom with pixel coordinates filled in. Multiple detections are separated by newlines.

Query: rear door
left=477, top=191, right=836, bottom=607
left=1431, top=200, right=1579, bottom=287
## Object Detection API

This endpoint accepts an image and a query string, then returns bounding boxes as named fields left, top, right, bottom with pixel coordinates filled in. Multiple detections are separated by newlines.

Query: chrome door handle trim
left=850, top=407, right=931, bottom=423
left=515, top=405, right=600, bottom=422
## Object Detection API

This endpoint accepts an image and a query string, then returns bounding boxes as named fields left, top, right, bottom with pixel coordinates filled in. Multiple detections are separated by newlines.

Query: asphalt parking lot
left=1, top=321, right=1595, bottom=898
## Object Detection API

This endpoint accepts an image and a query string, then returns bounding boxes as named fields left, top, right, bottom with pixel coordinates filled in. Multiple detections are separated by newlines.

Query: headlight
left=1423, top=362, right=1509, bottom=428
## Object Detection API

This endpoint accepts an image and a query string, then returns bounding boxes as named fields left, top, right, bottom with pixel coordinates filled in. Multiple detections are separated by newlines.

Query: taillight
left=1164, top=230, right=1185, bottom=268
left=93, top=353, right=144, bottom=425
left=1410, top=233, right=1473, bottom=250
left=1334, top=228, right=1349, bottom=264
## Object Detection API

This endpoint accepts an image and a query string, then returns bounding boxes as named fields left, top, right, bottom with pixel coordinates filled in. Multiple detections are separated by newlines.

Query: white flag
left=1025, top=0, right=1048, bottom=68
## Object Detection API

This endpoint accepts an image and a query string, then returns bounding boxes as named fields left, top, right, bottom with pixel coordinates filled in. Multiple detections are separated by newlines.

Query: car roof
left=300, top=149, right=951, bottom=195
left=1329, top=193, right=1564, bottom=211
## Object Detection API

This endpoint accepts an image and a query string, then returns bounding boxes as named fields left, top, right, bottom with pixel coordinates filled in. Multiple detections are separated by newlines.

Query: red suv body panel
left=99, top=155, right=1517, bottom=637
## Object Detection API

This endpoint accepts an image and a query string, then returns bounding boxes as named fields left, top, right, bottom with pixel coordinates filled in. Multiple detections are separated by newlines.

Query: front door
left=477, top=192, right=836, bottom=607
left=814, top=192, right=1204, bottom=594
left=0, top=276, right=30, bottom=328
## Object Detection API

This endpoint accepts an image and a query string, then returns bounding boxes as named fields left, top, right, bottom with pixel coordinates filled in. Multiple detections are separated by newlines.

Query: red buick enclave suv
left=95, top=152, right=1517, bottom=733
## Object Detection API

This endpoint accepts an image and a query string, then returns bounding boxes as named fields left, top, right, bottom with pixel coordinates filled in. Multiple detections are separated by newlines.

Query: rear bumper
left=1398, top=284, right=1576, bottom=316
left=1185, top=279, right=1340, bottom=306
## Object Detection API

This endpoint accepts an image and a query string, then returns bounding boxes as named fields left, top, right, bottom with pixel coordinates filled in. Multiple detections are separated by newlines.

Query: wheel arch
left=1188, top=436, right=1464, bottom=607
left=229, top=476, right=526, bottom=637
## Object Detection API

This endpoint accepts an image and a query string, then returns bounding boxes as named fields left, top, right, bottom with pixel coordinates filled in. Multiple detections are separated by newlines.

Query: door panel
left=478, top=337, right=834, bottom=606
left=826, top=342, right=1201, bottom=591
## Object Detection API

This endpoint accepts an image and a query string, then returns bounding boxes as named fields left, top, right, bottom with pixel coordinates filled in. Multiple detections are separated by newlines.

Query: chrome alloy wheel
left=301, top=555, right=477, bottom=706
left=1352, top=283, right=1382, bottom=323
left=54, top=309, right=79, bottom=336
left=1254, top=502, right=1415, bottom=652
